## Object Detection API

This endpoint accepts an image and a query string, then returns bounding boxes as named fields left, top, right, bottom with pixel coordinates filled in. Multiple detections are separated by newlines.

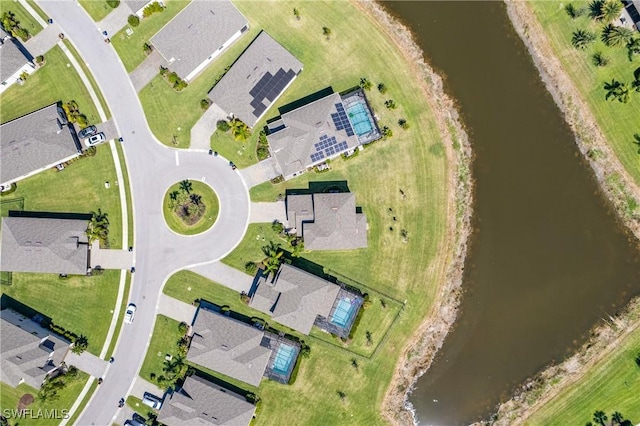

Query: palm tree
left=633, top=133, right=640, bottom=153
left=190, top=194, right=202, bottom=206
left=627, top=37, right=640, bottom=61
left=572, top=29, right=596, bottom=50
left=179, top=179, right=192, bottom=194
left=602, top=25, right=634, bottom=47
left=261, top=241, right=283, bottom=275
left=359, top=77, right=372, bottom=91
left=87, top=209, right=109, bottom=244
left=593, top=410, right=608, bottom=426
left=611, top=412, right=624, bottom=425
left=293, top=7, right=300, bottom=20
left=232, top=121, right=251, bottom=142
left=603, top=79, right=630, bottom=103
left=601, top=0, right=623, bottom=22
left=169, top=190, right=179, bottom=201
left=591, top=51, right=609, bottom=67
left=322, top=26, right=332, bottom=40
left=565, top=3, right=583, bottom=19
left=632, top=78, right=640, bottom=92
left=588, top=0, right=604, bottom=20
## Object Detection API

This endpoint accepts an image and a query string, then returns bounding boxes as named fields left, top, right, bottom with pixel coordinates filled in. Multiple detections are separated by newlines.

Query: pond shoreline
left=352, top=2, right=475, bottom=425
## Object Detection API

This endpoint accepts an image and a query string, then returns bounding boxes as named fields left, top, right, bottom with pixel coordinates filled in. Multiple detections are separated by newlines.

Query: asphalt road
left=35, top=2, right=251, bottom=424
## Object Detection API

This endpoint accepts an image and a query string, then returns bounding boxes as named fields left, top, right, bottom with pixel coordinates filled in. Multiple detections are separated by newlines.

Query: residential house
left=150, top=0, right=248, bottom=82
left=207, top=31, right=303, bottom=128
left=157, top=375, right=256, bottom=426
left=286, top=191, right=367, bottom=250
left=0, top=28, right=35, bottom=94
left=0, top=103, right=82, bottom=186
left=249, top=264, right=363, bottom=337
left=124, top=0, right=158, bottom=17
left=0, top=309, right=70, bottom=389
left=187, top=307, right=299, bottom=386
left=621, top=0, right=640, bottom=31
left=266, top=88, right=380, bottom=180
left=0, top=216, right=90, bottom=275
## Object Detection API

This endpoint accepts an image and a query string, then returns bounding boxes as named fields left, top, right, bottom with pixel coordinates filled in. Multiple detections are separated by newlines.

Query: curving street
left=35, top=2, right=251, bottom=424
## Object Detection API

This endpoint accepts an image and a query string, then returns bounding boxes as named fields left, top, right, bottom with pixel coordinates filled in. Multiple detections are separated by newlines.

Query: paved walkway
left=91, top=241, right=134, bottom=270
left=250, top=201, right=286, bottom=224
left=131, top=377, right=164, bottom=399
left=188, top=261, right=254, bottom=293
left=65, top=351, right=108, bottom=378
left=190, top=103, right=228, bottom=150
left=97, top=3, right=133, bottom=37
left=239, top=157, right=282, bottom=189
left=157, top=294, right=197, bottom=324
left=130, top=50, right=167, bottom=92
left=24, top=23, right=62, bottom=57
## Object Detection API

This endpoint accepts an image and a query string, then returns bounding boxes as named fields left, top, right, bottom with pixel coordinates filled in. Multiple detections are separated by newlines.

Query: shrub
left=19, top=71, right=29, bottom=81
left=175, top=79, right=188, bottom=91
left=244, top=261, right=258, bottom=275
left=15, top=27, right=29, bottom=41
left=381, top=125, right=393, bottom=139
left=167, top=72, right=179, bottom=84
left=106, top=0, right=120, bottom=9
left=271, top=220, right=284, bottom=234
left=159, top=66, right=168, bottom=76
left=143, top=1, right=164, bottom=17
left=200, top=99, right=211, bottom=110
left=178, top=321, right=188, bottom=334
left=35, top=55, right=45, bottom=65
left=398, top=118, right=410, bottom=130
left=127, top=14, right=140, bottom=27
left=216, top=120, right=231, bottom=132
left=377, top=82, right=387, bottom=94
left=143, top=42, right=152, bottom=54
left=384, top=99, right=397, bottom=109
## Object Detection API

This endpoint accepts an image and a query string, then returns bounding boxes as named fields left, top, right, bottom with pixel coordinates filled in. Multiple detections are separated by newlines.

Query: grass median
left=162, top=180, right=219, bottom=235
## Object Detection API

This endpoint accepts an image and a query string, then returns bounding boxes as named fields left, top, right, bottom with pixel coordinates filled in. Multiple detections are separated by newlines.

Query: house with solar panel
left=149, top=0, right=249, bottom=82
left=249, top=264, right=363, bottom=338
left=207, top=31, right=303, bottom=128
left=187, top=305, right=300, bottom=386
left=266, top=87, right=381, bottom=180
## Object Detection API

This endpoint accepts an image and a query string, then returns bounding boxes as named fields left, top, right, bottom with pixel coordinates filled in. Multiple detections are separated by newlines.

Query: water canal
left=383, top=2, right=640, bottom=424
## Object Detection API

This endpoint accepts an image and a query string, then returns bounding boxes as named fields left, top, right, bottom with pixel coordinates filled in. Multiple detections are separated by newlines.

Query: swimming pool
left=347, top=103, right=374, bottom=136
left=272, top=343, right=296, bottom=375
left=330, top=297, right=358, bottom=328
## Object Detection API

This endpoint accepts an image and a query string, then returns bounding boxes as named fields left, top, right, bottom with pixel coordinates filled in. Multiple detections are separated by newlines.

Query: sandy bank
left=352, top=2, right=474, bottom=425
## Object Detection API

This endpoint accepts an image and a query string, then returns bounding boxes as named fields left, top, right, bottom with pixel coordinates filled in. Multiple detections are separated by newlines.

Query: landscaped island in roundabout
left=162, top=180, right=219, bottom=235
left=134, top=1, right=472, bottom=425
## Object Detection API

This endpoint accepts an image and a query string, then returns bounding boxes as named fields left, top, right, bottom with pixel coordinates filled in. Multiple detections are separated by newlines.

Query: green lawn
left=528, top=2, right=640, bottom=188
left=151, top=2, right=453, bottom=424
left=0, top=46, right=99, bottom=124
left=525, top=326, right=640, bottom=425
left=1, top=271, right=120, bottom=355
left=221, top=223, right=288, bottom=273
left=0, top=373, right=88, bottom=426
left=78, top=0, right=114, bottom=22
left=210, top=129, right=259, bottom=169
left=162, top=181, right=219, bottom=235
left=112, top=0, right=190, bottom=72
left=0, top=0, right=43, bottom=37
left=139, top=315, right=185, bottom=385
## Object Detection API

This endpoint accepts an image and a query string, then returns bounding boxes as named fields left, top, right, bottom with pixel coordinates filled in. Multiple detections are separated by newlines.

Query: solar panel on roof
left=253, top=103, right=267, bottom=118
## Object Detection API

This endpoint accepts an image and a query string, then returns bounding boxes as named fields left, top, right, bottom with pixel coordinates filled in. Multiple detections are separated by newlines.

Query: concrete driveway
left=157, top=295, right=196, bottom=324
left=65, top=351, right=108, bottom=379
left=35, top=3, right=252, bottom=425
left=250, top=201, right=287, bottom=224
left=240, top=157, right=282, bottom=189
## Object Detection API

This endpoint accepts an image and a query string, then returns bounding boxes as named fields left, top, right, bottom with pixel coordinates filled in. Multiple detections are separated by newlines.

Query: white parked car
left=142, top=393, right=162, bottom=410
left=85, top=132, right=106, bottom=147
left=0, top=184, right=13, bottom=192
left=124, top=303, right=136, bottom=324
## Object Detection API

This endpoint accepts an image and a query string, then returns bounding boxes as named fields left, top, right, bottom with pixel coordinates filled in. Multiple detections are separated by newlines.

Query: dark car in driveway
left=78, top=125, right=97, bottom=139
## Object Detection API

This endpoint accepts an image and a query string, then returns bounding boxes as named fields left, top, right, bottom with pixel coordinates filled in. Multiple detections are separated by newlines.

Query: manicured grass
left=0, top=374, right=89, bottom=426
left=78, top=0, right=113, bottom=22
left=126, top=395, right=157, bottom=420
left=221, top=223, right=287, bottom=273
left=112, top=0, right=190, bottom=72
left=528, top=2, right=640, bottom=187
left=0, top=0, right=43, bottom=37
left=162, top=181, right=219, bottom=235
left=115, top=142, right=134, bottom=247
left=210, top=129, right=258, bottom=169
left=1, top=271, right=120, bottom=355
left=526, top=326, right=640, bottom=425
left=139, top=315, right=184, bottom=384
left=104, top=271, right=131, bottom=360
left=0, top=46, right=99, bottom=124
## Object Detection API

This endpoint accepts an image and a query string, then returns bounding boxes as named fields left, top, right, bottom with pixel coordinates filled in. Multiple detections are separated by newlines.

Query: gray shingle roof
left=187, top=309, right=271, bottom=387
left=0, top=309, right=69, bottom=389
left=0, top=34, right=30, bottom=83
left=249, top=264, right=340, bottom=335
left=267, top=92, right=360, bottom=179
left=1, top=103, right=82, bottom=185
left=157, top=375, right=255, bottom=426
left=0, top=217, right=89, bottom=274
left=287, top=193, right=367, bottom=251
left=207, top=31, right=302, bottom=127
left=150, top=0, right=248, bottom=80
left=124, top=0, right=151, bottom=13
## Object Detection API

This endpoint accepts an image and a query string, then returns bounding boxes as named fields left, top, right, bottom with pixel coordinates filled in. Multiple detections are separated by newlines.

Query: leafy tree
left=572, top=29, right=596, bottom=50
left=179, top=179, right=192, bottom=194
left=603, top=79, right=630, bottom=103
left=200, top=99, right=211, bottom=110
left=377, top=82, right=387, bottom=94
left=601, top=0, right=623, bottom=22
left=293, top=7, right=300, bottom=20
left=591, top=52, right=609, bottom=67
left=588, top=0, right=604, bottom=21
left=359, top=77, right=372, bottom=91
left=71, top=335, right=89, bottom=354
left=322, top=26, right=332, bottom=40
left=127, top=14, right=140, bottom=27
left=602, top=24, right=634, bottom=47
left=216, top=120, right=231, bottom=132
left=593, top=410, right=608, bottom=426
